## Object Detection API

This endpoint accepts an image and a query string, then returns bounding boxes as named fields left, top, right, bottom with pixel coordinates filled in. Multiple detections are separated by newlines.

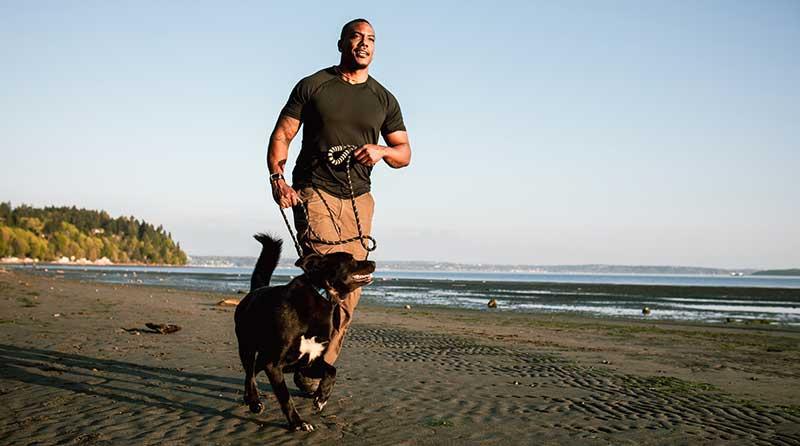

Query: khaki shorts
left=292, top=187, right=374, bottom=260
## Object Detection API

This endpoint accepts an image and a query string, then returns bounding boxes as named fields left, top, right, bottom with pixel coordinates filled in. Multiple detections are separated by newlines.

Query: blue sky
left=1, top=1, right=798, bottom=268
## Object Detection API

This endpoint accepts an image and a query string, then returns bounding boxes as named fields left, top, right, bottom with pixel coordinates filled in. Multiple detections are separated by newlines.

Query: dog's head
left=295, top=252, right=376, bottom=302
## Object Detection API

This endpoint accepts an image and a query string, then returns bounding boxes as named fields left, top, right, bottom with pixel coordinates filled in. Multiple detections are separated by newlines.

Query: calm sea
left=12, top=264, right=800, bottom=326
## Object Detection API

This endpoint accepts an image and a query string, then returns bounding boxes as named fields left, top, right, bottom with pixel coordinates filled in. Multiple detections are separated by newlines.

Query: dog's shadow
left=0, top=343, right=307, bottom=428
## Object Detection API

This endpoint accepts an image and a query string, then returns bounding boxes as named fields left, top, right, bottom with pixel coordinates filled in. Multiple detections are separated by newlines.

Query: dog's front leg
left=263, top=363, right=314, bottom=432
left=312, top=361, right=336, bottom=412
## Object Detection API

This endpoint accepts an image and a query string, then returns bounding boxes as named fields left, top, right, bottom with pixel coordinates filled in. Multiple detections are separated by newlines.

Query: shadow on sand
left=0, top=343, right=299, bottom=430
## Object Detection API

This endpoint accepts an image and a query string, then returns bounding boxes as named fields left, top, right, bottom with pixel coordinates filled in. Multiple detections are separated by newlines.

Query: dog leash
left=277, top=145, right=377, bottom=260
left=278, top=205, right=306, bottom=259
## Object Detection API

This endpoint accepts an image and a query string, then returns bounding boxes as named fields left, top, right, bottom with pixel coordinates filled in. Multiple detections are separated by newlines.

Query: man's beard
left=345, top=51, right=370, bottom=70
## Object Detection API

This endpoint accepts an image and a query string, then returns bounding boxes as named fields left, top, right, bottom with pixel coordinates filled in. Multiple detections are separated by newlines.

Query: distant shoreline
left=0, top=256, right=182, bottom=268
left=752, top=268, right=800, bottom=277
left=186, top=255, right=771, bottom=276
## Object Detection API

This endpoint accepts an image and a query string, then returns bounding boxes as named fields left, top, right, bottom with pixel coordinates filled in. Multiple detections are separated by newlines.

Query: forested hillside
left=0, top=203, right=187, bottom=265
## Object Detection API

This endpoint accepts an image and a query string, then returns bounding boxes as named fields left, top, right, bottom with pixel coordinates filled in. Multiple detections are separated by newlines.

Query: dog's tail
left=250, top=233, right=282, bottom=291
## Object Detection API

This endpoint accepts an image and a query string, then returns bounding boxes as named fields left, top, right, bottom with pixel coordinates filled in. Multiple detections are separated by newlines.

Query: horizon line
left=186, top=254, right=795, bottom=272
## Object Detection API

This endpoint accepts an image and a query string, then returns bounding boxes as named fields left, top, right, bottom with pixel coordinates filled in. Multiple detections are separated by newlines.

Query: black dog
left=234, top=233, right=375, bottom=431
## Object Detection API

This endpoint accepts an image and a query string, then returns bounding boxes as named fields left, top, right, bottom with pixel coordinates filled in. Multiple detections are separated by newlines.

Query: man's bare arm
left=267, top=115, right=302, bottom=208
left=268, top=115, right=301, bottom=174
left=353, top=130, right=411, bottom=168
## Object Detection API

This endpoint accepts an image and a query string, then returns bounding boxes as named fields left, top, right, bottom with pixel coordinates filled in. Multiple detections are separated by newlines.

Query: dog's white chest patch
left=298, top=335, right=327, bottom=363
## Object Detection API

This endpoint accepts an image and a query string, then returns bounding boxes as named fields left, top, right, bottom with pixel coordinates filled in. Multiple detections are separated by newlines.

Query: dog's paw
left=291, top=421, right=314, bottom=432
left=313, top=396, right=328, bottom=412
left=248, top=401, right=264, bottom=414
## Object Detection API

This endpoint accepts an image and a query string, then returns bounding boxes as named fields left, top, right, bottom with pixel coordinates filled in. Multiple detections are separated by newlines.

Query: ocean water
left=12, top=264, right=800, bottom=326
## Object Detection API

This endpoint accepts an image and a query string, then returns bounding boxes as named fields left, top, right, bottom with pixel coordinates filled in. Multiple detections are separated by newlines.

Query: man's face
left=339, top=22, right=375, bottom=69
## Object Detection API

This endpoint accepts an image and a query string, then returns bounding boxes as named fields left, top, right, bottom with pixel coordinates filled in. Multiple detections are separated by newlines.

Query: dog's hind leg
left=263, top=363, right=314, bottom=432
left=239, top=347, right=263, bottom=414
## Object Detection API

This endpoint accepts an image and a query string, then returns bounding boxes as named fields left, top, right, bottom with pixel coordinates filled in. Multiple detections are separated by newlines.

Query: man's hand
left=359, top=131, right=411, bottom=169
left=271, top=179, right=302, bottom=208
left=353, top=144, right=386, bottom=167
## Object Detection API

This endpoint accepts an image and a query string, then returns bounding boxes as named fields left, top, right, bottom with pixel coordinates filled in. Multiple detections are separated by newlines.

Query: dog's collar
left=313, top=286, right=337, bottom=304
left=298, top=276, right=331, bottom=301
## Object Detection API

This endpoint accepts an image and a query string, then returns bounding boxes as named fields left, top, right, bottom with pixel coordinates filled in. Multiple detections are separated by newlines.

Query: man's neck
left=335, top=63, right=369, bottom=84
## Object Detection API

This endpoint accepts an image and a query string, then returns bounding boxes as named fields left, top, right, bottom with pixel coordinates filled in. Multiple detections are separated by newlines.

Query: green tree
left=0, top=202, right=11, bottom=224
left=19, top=217, right=45, bottom=235
left=29, top=234, right=49, bottom=260
left=10, top=228, right=32, bottom=257
left=0, top=225, right=11, bottom=257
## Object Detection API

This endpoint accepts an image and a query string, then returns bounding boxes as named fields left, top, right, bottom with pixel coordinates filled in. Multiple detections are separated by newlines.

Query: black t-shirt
left=280, top=67, right=406, bottom=198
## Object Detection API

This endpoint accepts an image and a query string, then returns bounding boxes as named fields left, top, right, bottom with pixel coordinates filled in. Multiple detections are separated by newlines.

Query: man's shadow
left=0, top=343, right=305, bottom=429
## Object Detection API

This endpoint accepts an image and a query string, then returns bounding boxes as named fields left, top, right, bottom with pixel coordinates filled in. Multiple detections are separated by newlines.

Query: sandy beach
left=1, top=268, right=799, bottom=445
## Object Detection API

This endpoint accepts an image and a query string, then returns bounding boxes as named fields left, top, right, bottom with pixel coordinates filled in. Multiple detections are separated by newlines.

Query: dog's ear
left=295, top=253, right=324, bottom=273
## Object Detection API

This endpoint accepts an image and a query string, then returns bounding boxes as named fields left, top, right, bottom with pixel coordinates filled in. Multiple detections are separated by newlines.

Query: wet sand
left=1, top=269, right=799, bottom=445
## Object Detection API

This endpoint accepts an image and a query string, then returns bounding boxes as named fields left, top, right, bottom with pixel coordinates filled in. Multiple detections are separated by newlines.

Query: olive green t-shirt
left=280, top=67, right=406, bottom=198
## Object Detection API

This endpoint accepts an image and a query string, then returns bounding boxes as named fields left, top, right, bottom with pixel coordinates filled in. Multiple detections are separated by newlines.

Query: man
left=266, top=18, right=411, bottom=392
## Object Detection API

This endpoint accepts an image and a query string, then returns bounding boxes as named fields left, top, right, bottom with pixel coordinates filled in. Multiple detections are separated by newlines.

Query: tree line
left=0, top=202, right=187, bottom=265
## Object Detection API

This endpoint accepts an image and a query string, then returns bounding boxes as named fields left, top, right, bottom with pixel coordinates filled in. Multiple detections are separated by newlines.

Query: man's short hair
left=339, top=18, right=372, bottom=40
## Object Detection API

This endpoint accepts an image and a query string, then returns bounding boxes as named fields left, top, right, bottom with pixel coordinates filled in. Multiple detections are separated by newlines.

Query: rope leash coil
left=277, top=145, right=377, bottom=259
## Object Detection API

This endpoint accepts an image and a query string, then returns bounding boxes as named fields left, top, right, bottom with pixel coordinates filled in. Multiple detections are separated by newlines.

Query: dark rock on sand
left=145, top=323, right=181, bottom=334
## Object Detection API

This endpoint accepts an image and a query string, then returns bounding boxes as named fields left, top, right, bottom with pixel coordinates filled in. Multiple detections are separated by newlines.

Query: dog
left=234, top=233, right=375, bottom=431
